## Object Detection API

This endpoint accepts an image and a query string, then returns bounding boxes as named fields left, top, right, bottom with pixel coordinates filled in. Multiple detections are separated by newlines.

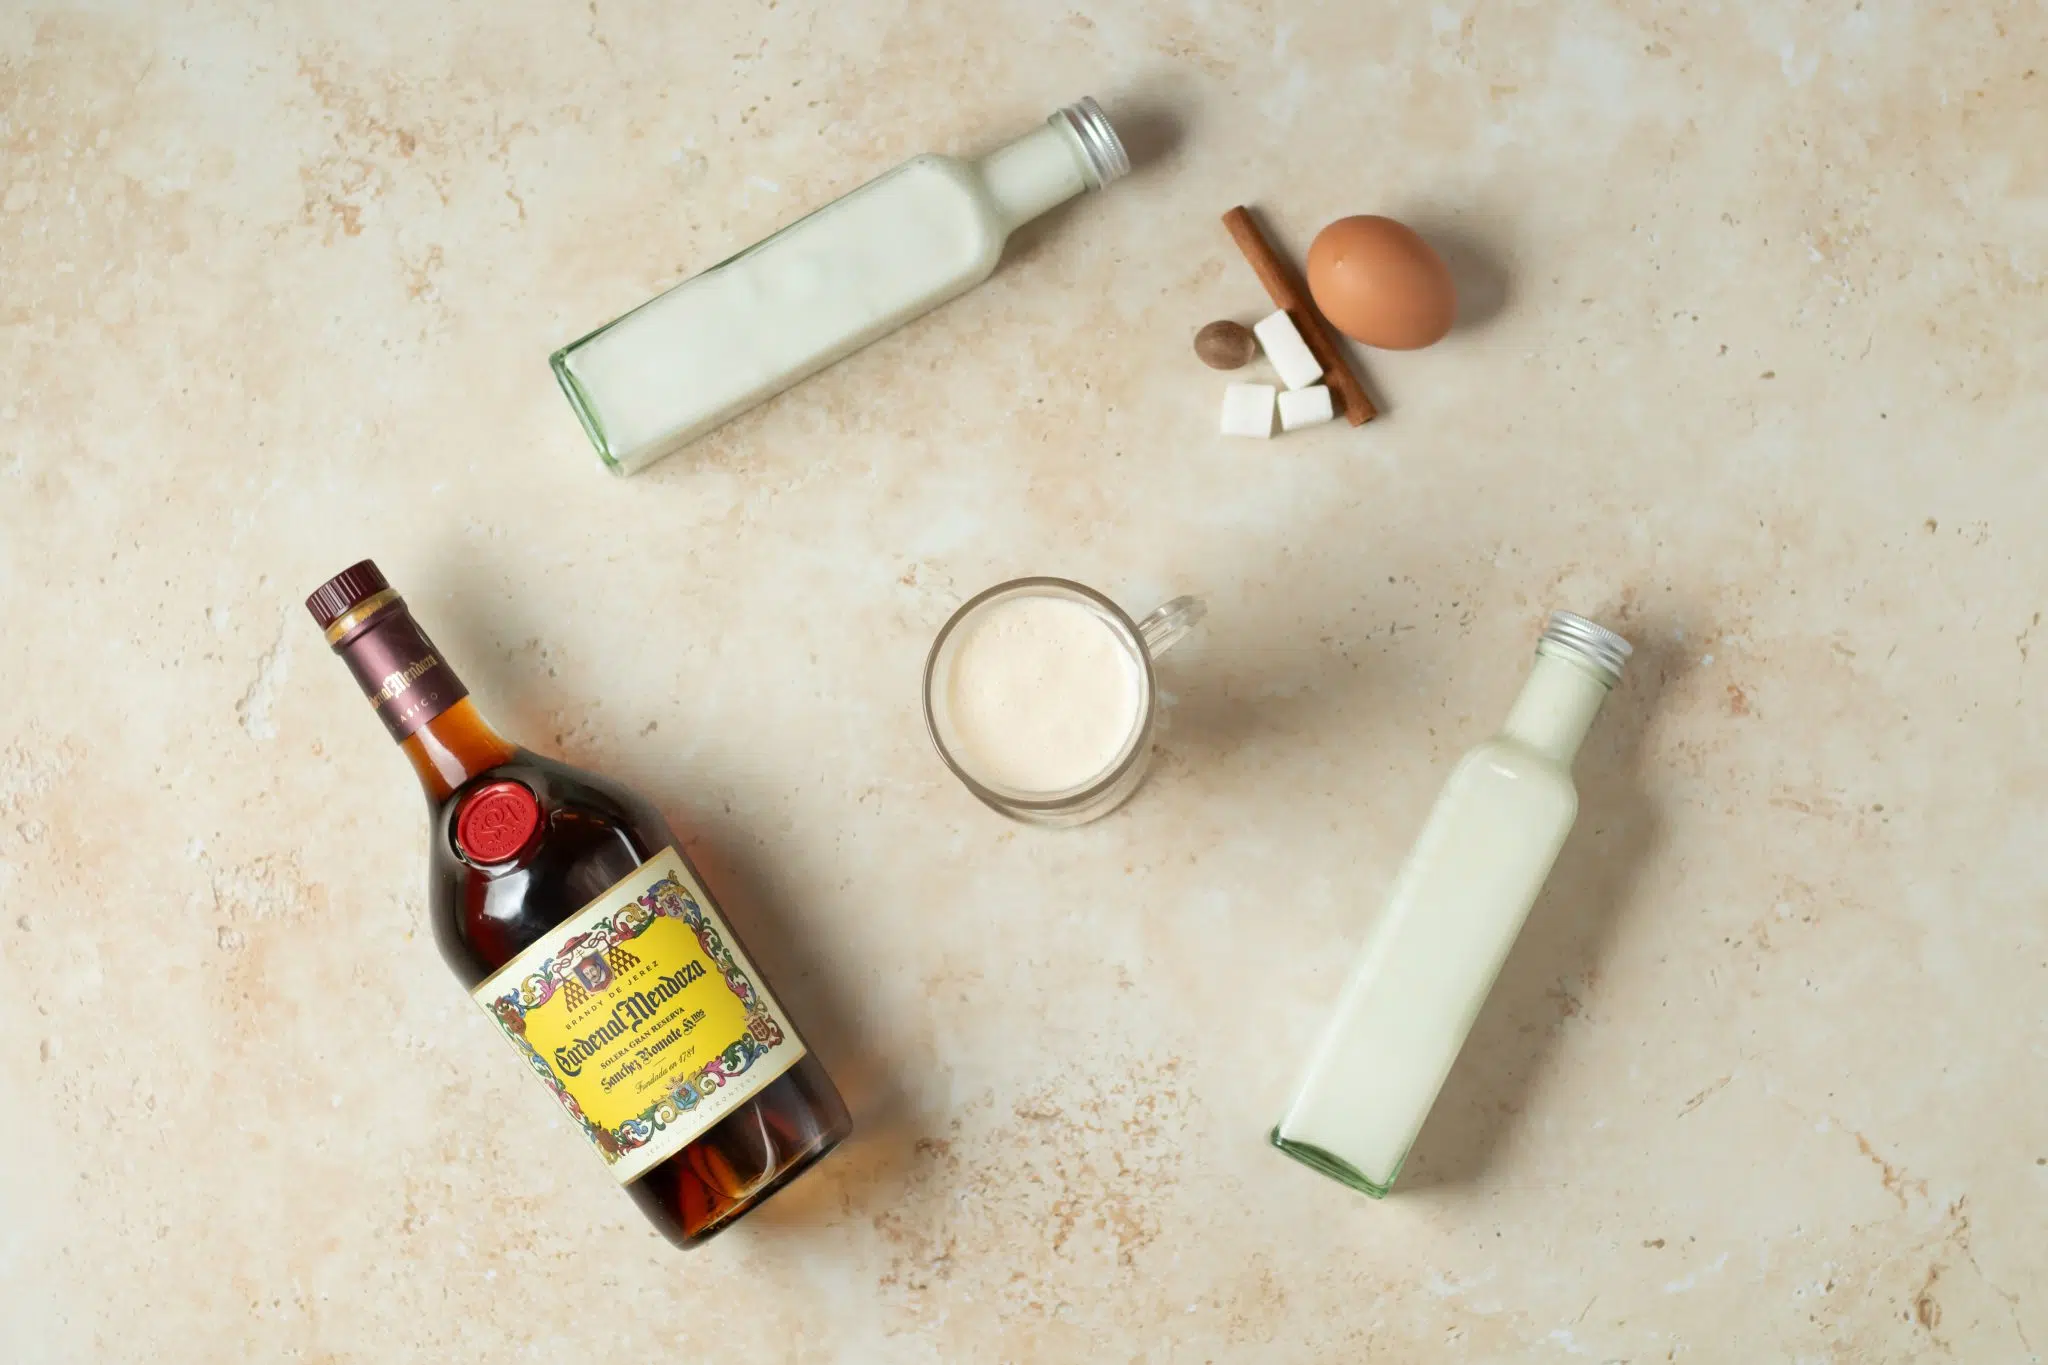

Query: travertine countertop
left=3, top=2, right=2043, bottom=1360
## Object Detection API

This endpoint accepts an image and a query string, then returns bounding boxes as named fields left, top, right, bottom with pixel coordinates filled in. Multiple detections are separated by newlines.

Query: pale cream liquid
left=944, top=595, right=1142, bottom=794
left=1274, top=654, right=1605, bottom=1190
left=558, top=123, right=1088, bottom=474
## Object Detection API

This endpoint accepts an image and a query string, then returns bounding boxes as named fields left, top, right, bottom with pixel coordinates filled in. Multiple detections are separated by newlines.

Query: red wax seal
left=455, top=781, right=540, bottom=864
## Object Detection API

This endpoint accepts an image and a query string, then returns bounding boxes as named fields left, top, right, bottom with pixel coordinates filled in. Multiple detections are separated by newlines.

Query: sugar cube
left=1253, top=310, right=1324, bottom=391
left=1277, top=384, right=1335, bottom=431
left=1219, top=383, right=1276, bottom=438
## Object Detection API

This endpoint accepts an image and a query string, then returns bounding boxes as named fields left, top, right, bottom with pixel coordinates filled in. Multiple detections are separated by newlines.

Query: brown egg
left=1305, top=216, right=1456, bottom=350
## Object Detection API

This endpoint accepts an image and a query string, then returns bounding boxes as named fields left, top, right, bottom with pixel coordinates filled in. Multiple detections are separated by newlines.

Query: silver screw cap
left=1056, top=97, right=1131, bottom=189
left=1541, top=611, right=1633, bottom=685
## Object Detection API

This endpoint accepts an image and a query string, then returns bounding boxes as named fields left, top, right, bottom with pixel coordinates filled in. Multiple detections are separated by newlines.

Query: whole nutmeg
left=1193, top=320, right=1258, bottom=370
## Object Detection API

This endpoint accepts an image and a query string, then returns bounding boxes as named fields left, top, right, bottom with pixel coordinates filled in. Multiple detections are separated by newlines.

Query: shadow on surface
left=1397, top=624, right=1682, bottom=1191
left=657, top=815, right=917, bottom=1234
left=1154, top=585, right=1447, bottom=783
left=1002, top=76, right=1194, bottom=273
left=1404, top=217, right=1511, bottom=334
left=1106, top=77, right=1193, bottom=175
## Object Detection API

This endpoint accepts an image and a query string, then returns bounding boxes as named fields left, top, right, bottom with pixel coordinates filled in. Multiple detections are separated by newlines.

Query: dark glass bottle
left=307, top=559, right=850, bottom=1247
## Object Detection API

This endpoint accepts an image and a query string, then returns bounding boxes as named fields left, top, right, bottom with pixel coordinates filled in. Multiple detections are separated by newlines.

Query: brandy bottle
left=307, top=560, right=850, bottom=1246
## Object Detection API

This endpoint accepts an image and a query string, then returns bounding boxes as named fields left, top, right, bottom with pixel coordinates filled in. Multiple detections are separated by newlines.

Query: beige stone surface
left=3, top=0, right=2045, bottom=1359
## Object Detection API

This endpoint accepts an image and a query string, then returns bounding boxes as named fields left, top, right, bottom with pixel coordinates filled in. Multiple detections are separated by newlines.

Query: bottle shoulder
left=428, top=751, right=678, bottom=984
left=1447, top=737, right=1581, bottom=814
left=897, top=154, right=1008, bottom=268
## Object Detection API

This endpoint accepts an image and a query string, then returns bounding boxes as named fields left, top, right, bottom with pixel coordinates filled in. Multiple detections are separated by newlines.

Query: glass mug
left=922, top=577, right=1205, bottom=826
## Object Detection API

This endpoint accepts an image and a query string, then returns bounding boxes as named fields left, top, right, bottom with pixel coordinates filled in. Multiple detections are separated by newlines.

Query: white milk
left=1272, top=613, right=1630, bottom=1196
left=553, top=100, right=1128, bottom=476
left=944, top=595, right=1142, bottom=795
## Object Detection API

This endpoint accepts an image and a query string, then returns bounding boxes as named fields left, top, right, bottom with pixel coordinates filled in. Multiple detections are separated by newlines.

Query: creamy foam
left=943, top=595, right=1141, bottom=794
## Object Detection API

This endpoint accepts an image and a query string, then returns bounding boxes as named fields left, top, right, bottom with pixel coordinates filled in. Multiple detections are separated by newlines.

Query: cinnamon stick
left=1221, top=205, right=1375, bottom=424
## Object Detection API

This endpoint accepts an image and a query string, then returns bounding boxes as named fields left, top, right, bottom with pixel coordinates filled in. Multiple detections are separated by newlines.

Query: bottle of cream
left=552, top=98, right=1130, bottom=476
left=1271, top=612, right=1632, bottom=1197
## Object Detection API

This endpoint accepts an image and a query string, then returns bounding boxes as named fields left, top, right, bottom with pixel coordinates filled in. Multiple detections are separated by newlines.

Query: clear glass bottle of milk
left=552, top=99, right=1130, bottom=476
left=1271, top=611, right=1632, bottom=1197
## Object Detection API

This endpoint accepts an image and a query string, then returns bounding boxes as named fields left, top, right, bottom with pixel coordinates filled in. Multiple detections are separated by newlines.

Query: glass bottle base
left=1268, top=1126, right=1399, bottom=1199
left=629, top=1057, right=853, bottom=1248
left=671, top=1120, right=848, bottom=1245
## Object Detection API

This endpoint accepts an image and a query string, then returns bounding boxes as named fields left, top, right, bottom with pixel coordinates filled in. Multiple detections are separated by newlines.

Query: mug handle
left=1136, top=596, right=1206, bottom=658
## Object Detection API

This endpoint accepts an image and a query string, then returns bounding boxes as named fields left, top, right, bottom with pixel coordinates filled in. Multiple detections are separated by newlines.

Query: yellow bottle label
left=471, top=847, right=806, bottom=1184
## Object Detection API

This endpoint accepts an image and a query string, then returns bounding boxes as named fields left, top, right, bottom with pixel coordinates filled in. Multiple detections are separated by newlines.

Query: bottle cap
left=1541, top=611, right=1632, bottom=685
left=307, top=560, right=399, bottom=645
left=1056, top=98, right=1130, bottom=189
